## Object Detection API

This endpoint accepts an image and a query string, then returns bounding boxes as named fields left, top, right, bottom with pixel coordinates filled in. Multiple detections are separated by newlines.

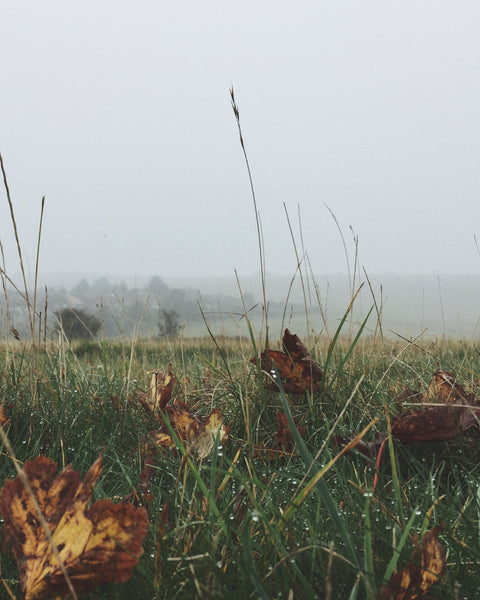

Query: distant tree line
left=0, top=275, right=256, bottom=340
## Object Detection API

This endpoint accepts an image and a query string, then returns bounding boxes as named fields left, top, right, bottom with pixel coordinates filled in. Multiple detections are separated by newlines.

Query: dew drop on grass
left=251, top=510, right=260, bottom=522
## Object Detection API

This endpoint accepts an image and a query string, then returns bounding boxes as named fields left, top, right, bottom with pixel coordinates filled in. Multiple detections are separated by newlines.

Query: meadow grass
left=0, top=332, right=479, bottom=599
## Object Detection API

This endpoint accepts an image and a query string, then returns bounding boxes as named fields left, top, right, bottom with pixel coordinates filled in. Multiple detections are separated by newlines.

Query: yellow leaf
left=0, top=456, right=149, bottom=600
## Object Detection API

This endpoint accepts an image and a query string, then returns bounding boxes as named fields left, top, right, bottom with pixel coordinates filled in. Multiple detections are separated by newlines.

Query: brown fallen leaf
left=391, top=404, right=480, bottom=443
left=392, top=370, right=480, bottom=443
left=252, top=412, right=306, bottom=461
left=0, top=456, right=148, bottom=600
left=0, top=403, right=10, bottom=428
left=275, top=411, right=305, bottom=453
left=136, top=365, right=176, bottom=417
left=142, top=400, right=229, bottom=460
left=381, top=525, right=446, bottom=599
left=423, top=369, right=475, bottom=405
left=250, top=329, right=323, bottom=394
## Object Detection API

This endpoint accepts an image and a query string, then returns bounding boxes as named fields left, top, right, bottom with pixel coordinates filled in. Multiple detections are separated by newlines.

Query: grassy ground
left=0, top=330, right=479, bottom=599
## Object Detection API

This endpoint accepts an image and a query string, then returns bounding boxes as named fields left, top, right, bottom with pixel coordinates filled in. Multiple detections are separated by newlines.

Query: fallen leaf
left=135, top=365, right=176, bottom=418
left=252, top=412, right=306, bottom=460
left=142, top=400, right=229, bottom=460
left=391, top=404, right=480, bottom=443
left=423, top=369, right=475, bottom=405
left=250, top=329, right=323, bottom=394
left=275, top=411, right=305, bottom=453
left=0, top=456, right=148, bottom=600
left=0, top=403, right=10, bottom=428
left=381, top=525, right=446, bottom=599
left=391, top=370, right=480, bottom=443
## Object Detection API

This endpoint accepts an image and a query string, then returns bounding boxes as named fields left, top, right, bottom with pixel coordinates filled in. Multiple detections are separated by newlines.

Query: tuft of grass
left=1, top=332, right=480, bottom=598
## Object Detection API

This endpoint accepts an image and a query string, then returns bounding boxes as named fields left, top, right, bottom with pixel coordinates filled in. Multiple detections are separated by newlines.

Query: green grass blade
left=384, top=407, right=404, bottom=521
left=240, top=525, right=269, bottom=599
left=275, top=367, right=363, bottom=572
left=320, top=284, right=365, bottom=391
left=382, top=508, right=419, bottom=585
left=363, top=494, right=375, bottom=597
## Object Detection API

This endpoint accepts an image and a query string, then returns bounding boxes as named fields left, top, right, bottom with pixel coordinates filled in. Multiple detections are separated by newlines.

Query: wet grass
left=0, top=332, right=479, bottom=599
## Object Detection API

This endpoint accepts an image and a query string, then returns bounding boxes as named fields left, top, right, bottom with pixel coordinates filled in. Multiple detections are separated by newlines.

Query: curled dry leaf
left=392, top=370, right=480, bottom=443
left=0, top=456, right=148, bottom=600
left=391, top=404, right=480, bottom=443
left=136, top=364, right=176, bottom=418
left=143, top=400, right=229, bottom=460
left=250, top=329, right=323, bottom=394
left=423, top=369, right=476, bottom=404
left=381, top=525, right=446, bottom=599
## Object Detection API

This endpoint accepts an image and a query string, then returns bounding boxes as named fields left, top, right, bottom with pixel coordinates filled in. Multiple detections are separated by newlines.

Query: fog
left=1, top=2, right=480, bottom=297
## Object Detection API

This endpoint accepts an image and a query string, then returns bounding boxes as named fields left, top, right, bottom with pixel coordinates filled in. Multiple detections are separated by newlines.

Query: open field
left=0, top=328, right=479, bottom=599
left=1, top=90, right=479, bottom=597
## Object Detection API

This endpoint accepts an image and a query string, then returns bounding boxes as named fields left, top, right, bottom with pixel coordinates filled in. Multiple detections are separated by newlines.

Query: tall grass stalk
left=0, top=154, right=34, bottom=340
left=230, top=87, right=268, bottom=339
left=283, top=203, right=311, bottom=337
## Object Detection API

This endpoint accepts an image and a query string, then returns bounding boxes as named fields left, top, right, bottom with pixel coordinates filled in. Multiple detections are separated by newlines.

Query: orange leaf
left=0, top=403, right=10, bottom=428
left=144, top=400, right=229, bottom=460
left=381, top=525, right=446, bottom=599
left=0, top=456, right=148, bottom=600
left=251, top=329, right=322, bottom=394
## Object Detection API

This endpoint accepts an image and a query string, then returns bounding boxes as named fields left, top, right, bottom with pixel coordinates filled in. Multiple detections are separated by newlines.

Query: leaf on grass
left=381, top=525, right=446, bottom=599
left=0, top=456, right=148, bottom=600
left=275, top=411, right=305, bottom=452
left=253, top=412, right=305, bottom=460
left=0, top=403, right=10, bottom=428
left=391, top=404, right=479, bottom=443
left=423, top=369, right=475, bottom=404
left=143, top=400, right=229, bottom=460
left=250, top=329, right=323, bottom=394
left=136, top=365, right=176, bottom=417
left=392, top=370, right=480, bottom=443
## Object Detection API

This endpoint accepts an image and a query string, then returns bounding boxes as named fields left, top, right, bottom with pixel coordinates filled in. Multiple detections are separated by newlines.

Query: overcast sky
left=1, top=1, right=480, bottom=285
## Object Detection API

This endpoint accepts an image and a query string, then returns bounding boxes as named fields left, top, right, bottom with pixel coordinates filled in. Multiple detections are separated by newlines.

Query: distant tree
left=71, top=278, right=90, bottom=299
left=158, top=309, right=181, bottom=338
left=148, top=276, right=169, bottom=296
left=91, top=277, right=111, bottom=292
left=55, top=308, right=101, bottom=339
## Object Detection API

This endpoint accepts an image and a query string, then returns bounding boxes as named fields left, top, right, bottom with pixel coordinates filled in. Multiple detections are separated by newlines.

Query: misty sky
left=1, top=1, right=480, bottom=284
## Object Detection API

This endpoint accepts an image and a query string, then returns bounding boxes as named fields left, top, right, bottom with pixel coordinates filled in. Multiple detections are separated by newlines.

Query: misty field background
left=1, top=89, right=480, bottom=598
left=1, top=157, right=480, bottom=599
left=1, top=230, right=480, bottom=598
